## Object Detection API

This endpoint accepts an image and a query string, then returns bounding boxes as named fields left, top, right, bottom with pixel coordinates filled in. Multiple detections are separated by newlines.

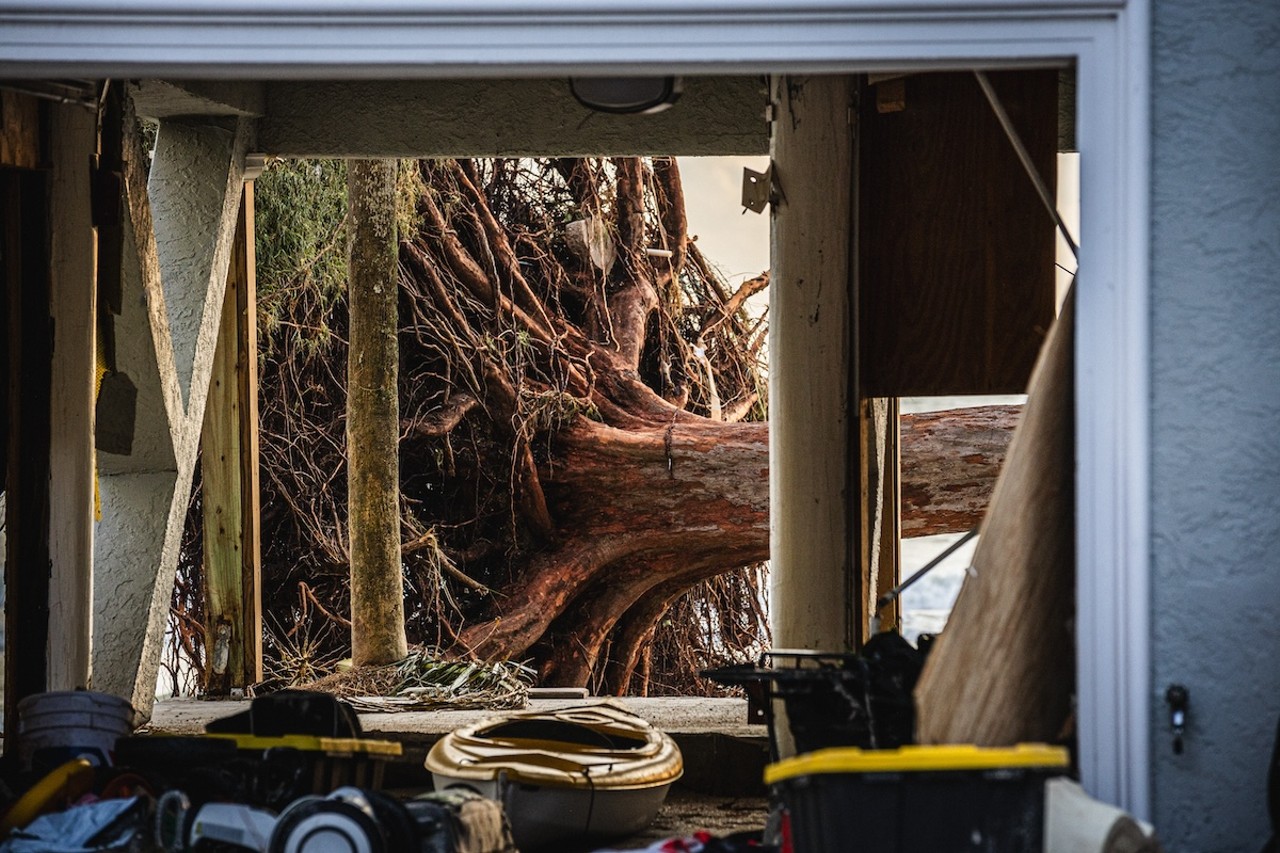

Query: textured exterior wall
left=1150, top=0, right=1280, bottom=848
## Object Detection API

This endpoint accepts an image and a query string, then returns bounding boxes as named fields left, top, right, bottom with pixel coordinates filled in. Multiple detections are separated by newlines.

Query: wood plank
left=913, top=288, right=1075, bottom=746
left=0, top=91, right=41, bottom=169
left=46, top=102, right=97, bottom=690
left=201, top=187, right=256, bottom=694
left=237, top=182, right=262, bottom=685
left=859, top=70, right=1058, bottom=396
left=861, top=397, right=901, bottom=639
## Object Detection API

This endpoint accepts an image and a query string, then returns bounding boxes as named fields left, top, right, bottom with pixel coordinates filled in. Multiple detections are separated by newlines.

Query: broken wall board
left=913, top=289, right=1075, bottom=746
left=858, top=70, right=1057, bottom=397
left=129, top=80, right=264, bottom=119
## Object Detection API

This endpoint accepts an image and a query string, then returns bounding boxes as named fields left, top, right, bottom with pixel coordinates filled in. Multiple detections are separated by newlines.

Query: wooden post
left=200, top=185, right=262, bottom=693
left=238, top=183, right=263, bottom=686
left=47, top=101, right=98, bottom=691
left=768, top=75, right=858, bottom=652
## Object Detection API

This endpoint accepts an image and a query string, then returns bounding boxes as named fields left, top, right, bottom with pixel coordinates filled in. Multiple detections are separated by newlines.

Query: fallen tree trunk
left=459, top=404, right=1019, bottom=678
left=900, top=405, right=1021, bottom=537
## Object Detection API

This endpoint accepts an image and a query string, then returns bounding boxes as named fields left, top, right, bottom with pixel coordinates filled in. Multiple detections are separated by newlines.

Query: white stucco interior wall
left=1151, top=0, right=1280, bottom=847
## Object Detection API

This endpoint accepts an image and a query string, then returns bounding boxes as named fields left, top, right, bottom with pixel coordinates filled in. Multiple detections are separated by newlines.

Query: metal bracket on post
left=742, top=164, right=782, bottom=214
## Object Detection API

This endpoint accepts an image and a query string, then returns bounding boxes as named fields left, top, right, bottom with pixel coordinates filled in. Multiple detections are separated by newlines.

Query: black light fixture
left=569, top=76, right=682, bottom=115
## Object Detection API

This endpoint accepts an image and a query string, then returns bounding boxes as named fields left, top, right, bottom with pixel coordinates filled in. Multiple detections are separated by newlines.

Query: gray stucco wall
left=1151, top=0, right=1280, bottom=849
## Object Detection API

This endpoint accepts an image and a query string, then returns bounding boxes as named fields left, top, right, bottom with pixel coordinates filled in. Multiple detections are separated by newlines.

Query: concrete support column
left=767, top=76, right=857, bottom=651
left=47, top=102, right=98, bottom=690
left=93, top=109, right=252, bottom=720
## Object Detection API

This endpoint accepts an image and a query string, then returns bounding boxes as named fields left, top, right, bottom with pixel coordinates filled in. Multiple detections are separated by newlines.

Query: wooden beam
left=201, top=186, right=261, bottom=693
left=258, top=77, right=768, bottom=158
left=237, top=182, right=262, bottom=686
left=768, top=75, right=857, bottom=653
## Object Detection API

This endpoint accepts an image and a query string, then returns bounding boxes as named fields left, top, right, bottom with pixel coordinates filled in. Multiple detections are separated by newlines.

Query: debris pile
left=0, top=690, right=773, bottom=852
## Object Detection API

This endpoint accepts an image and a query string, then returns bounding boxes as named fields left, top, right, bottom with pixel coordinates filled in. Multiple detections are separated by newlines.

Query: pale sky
left=677, top=156, right=771, bottom=291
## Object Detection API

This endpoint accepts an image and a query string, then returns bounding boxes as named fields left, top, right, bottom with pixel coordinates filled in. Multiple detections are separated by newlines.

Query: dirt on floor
left=566, top=788, right=771, bottom=851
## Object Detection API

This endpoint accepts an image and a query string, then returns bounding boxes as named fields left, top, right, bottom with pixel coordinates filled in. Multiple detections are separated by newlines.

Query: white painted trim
left=1071, top=2, right=1152, bottom=818
left=0, top=0, right=1152, bottom=817
left=8, top=3, right=1118, bottom=77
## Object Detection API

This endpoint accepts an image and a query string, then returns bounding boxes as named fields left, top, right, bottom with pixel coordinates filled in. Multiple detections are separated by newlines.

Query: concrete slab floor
left=149, top=695, right=764, bottom=739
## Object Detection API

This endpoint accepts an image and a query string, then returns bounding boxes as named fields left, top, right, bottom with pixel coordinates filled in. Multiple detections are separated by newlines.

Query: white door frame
left=0, top=0, right=1152, bottom=818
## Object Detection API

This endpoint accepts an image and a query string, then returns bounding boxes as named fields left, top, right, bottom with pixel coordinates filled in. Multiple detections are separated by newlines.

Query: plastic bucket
left=17, top=691, right=136, bottom=769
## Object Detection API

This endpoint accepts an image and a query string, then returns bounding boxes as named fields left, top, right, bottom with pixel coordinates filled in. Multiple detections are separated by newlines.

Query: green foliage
left=254, top=159, right=349, bottom=354
left=395, top=158, right=427, bottom=240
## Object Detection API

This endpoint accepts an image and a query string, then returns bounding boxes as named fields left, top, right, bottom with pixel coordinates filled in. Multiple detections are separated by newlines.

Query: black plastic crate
left=703, top=634, right=925, bottom=757
left=766, top=744, right=1069, bottom=853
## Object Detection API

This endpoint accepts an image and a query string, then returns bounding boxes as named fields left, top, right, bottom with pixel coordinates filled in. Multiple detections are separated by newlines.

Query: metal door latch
left=1166, top=683, right=1189, bottom=755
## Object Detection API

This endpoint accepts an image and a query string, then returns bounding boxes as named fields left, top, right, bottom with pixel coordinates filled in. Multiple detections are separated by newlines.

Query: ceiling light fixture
left=569, top=77, right=682, bottom=115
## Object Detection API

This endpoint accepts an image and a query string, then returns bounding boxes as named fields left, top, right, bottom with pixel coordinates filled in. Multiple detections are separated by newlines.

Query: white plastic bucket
left=17, top=690, right=136, bottom=769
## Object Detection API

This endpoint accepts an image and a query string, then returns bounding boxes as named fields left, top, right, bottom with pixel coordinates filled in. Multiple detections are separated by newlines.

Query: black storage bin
left=766, top=744, right=1069, bottom=853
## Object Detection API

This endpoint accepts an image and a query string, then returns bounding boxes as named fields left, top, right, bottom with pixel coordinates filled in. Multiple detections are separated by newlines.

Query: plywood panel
left=859, top=70, right=1057, bottom=396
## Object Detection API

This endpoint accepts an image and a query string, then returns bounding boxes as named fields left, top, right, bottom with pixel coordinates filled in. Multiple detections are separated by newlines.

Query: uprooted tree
left=242, top=156, right=775, bottom=695
left=170, top=155, right=1014, bottom=697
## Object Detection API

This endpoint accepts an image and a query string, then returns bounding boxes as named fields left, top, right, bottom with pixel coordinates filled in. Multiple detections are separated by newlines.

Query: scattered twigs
left=297, top=581, right=353, bottom=631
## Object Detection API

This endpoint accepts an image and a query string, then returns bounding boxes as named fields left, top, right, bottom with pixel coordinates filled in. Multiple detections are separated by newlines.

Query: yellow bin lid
left=765, top=744, right=1069, bottom=786
left=205, top=733, right=403, bottom=757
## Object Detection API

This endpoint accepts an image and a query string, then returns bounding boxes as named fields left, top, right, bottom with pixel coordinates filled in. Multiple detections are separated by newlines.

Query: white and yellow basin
left=425, top=701, right=683, bottom=849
